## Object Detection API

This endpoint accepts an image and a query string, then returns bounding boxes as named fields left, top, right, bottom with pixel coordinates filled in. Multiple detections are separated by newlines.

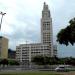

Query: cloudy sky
left=0, top=0, right=75, bottom=57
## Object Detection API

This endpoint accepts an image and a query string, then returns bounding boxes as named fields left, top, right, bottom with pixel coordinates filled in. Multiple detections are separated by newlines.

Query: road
left=58, top=71, right=75, bottom=75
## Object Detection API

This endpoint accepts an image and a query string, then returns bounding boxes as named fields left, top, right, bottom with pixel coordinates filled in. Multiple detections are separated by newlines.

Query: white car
left=55, top=65, right=70, bottom=72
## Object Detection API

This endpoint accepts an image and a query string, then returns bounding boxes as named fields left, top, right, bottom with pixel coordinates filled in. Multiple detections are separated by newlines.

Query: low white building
left=16, top=43, right=51, bottom=65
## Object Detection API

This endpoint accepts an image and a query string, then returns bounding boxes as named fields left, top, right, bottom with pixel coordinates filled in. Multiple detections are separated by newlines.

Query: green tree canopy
left=0, top=59, right=8, bottom=66
left=31, top=56, right=59, bottom=65
left=57, top=18, right=75, bottom=46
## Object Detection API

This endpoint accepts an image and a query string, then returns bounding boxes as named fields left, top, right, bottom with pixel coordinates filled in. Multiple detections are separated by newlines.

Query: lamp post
left=0, top=11, right=6, bottom=30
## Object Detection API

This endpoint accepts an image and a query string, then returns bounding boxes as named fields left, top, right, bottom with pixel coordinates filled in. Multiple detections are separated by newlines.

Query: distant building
left=0, top=36, right=8, bottom=58
left=8, top=49, right=16, bottom=59
left=16, top=2, right=57, bottom=65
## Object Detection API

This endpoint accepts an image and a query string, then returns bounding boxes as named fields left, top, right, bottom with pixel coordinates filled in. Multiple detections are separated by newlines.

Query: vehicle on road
left=55, top=65, right=70, bottom=72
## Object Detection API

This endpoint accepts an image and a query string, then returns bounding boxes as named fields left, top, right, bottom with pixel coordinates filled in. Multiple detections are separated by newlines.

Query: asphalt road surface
left=58, top=71, right=75, bottom=75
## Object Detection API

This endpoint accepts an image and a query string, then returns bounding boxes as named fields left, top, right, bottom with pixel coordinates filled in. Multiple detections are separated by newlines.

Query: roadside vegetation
left=0, top=59, right=19, bottom=66
left=32, top=56, right=75, bottom=66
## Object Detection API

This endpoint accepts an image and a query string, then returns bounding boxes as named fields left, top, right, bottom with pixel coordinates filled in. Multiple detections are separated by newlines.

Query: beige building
left=0, top=36, right=8, bottom=58
left=16, top=2, right=57, bottom=65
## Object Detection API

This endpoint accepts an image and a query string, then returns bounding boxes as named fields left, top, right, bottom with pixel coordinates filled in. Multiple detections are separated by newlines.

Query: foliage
left=57, top=18, right=75, bottom=45
left=0, top=59, right=19, bottom=66
left=8, top=60, right=19, bottom=65
left=32, top=56, right=45, bottom=65
left=63, top=57, right=75, bottom=65
left=32, top=56, right=75, bottom=65
left=31, top=56, right=59, bottom=65
left=49, top=57, right=59, bottom=65
left=0, top=59, right=8, bottom=66
left=56, top=57, right=75, bottom=65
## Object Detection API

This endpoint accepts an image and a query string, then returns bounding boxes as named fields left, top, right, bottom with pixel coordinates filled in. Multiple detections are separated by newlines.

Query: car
left=55, top=65, right=70, bottom=72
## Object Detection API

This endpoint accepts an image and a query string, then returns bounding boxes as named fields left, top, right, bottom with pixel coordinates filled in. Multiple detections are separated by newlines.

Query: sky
left=0, top=0, right=75, bottom=57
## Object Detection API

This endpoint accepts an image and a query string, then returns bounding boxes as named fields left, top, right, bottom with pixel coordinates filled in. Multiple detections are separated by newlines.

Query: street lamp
left=0, top=11, right=6, bottom=30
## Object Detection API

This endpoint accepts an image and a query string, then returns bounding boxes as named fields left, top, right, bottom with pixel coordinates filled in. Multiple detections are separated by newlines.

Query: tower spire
left=43, top=2, right=48, bottom=11
left=42, top=2, right=50, bottom=18
left=44, top=2, right=46, bottom=5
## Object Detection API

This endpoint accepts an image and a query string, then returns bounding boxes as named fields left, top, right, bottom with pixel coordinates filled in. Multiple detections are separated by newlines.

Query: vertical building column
left=29, top=45, right=31, bottom=68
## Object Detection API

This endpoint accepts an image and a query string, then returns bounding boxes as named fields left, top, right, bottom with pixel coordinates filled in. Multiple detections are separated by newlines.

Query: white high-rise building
left=41, top=2, right=53, bottom=56
left=16, top=2, right=57, bottom=65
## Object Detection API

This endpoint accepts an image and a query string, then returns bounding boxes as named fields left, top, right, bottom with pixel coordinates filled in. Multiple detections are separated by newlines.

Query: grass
left=0, top=71, right=62, bottom=75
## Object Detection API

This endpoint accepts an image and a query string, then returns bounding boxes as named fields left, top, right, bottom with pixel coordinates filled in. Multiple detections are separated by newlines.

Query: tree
left=8, top=60, right=19, bottom=65
left=0, top=59, right=8, bottom=67
left=32, top=56, right=45, bottom=65
left=49, top=57, right=59, bottom=65
left=57, top=18, right=75, bottom=46
left=32, top=56, right=59, bottom=65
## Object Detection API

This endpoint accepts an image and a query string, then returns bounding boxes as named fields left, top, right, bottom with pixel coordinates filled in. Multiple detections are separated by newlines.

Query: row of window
left=43, top=24, right=50, bottom=30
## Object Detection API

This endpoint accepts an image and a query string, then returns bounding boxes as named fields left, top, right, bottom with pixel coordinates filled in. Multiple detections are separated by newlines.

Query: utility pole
left=0, top=11, right=6, bottom=30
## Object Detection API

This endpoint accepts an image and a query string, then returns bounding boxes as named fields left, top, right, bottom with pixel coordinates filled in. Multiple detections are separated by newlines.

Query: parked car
left=55, top=65, right=70, bottom=72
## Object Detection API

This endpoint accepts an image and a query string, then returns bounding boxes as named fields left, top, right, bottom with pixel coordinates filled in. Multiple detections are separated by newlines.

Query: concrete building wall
left=0, top=36, right=8, bottom=58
